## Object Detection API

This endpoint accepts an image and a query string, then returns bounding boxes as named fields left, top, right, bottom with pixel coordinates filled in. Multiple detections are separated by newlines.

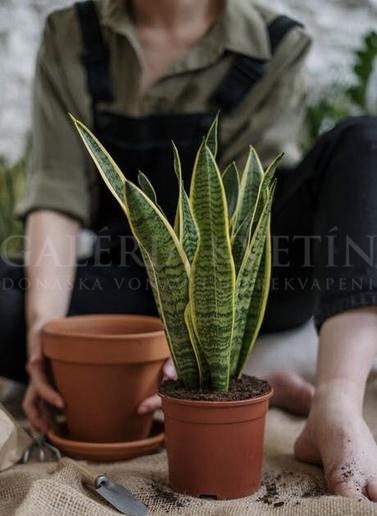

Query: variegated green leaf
left=137, top=244, right=178, bottom=360
left=232, top=151, right=283, bottom=272
left=138, top=171, right=158, bottom=205
left=230, top=190, right=274, bottom=375
left=70, top=115, right=126, bottom=211
left=205, top=113, right=219, bottom=158
left=235, top=185, right=276, bottom=376
left=236, top=233, right=271, bottom=376
left=222, top=162, right=239, bottom=220
left=232, top=147, right=264, bottom=271
left=250, top=153, right=283, bottom=235
left=184, top=303, right=210, bottom=385
left=124, top=180, right=202, bottom=387
left=72, top=116, right=202, bottom=388
left=172, top=143, right=198, bottom=263
left=189, top=143, right=236, bottom=391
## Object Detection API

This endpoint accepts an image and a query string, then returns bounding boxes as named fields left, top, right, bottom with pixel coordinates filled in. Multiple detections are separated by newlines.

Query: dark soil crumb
left=339, top=461, right=358, bottom=484
left=301, top=483, right=326, bottom=498
left=257, top=471, right=326, bottom=506
left=147, top=480, right=189, bottom=511
left=257, top=474, right=280, bottom=505
left=159, top=375, right=271, bottom=401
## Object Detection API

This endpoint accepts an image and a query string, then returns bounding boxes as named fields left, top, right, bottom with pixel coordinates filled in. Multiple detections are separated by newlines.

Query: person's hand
left=138, top=358, right=177, bottom=415
left=22, top=325, right=64, bottom=434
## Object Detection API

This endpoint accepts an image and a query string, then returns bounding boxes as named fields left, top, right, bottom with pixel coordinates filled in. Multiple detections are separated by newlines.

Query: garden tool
left=63, top=458, right=148, bottom=516
left=21, top=434, right=61, bottom=463
left=20, top=434, right=147, bottom=515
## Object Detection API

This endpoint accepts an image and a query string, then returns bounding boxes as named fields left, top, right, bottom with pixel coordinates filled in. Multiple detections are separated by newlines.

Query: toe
left=333, top=481, right=366, bottom=499
left=325, top=466, right=365, bottom=499
left=268, top=370, right=315, bottom=416
left=367, top=480, right=377, bottom=502
left=294, top=426, right=322, bottom=465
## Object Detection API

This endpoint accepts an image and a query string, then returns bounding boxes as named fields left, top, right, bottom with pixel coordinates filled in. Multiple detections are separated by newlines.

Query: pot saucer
left=47, top=420, right=164, bottom=462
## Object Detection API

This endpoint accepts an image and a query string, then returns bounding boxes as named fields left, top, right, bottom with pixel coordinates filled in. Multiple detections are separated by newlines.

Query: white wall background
left=0, top=0, right=376, bottom=163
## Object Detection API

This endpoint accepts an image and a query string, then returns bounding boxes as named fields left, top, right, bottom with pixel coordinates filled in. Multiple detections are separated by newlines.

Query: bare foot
left=265, top=370, right=315, bottom=416
left=295, top=383, right=377, bottom=500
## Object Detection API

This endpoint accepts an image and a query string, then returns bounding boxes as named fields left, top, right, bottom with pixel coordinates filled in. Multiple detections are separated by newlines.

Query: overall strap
left=268, top=15, right=304, bottom=54
left=211, top=15, right=304, bottom=113
left=75, top=0, right=113, bottom=104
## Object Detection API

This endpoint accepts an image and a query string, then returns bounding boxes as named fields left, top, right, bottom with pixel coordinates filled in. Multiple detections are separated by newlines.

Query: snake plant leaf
left=232, top=151, right=283, bottom=272
left=137, top=171, right=158, bottom=205
left=236, top=228, right=271, bottom=376
left=124, top=179, right=202, bottom=388
left=230, top=189, right=274, bottom=375
left=233, top=147, right=264, bottom=228
left=263, top=152, right=284, bottom=190
left=184, top=303, right=210, bottom=385
left=139, top=243, right=196, bottom=382
left=137, top=243, right=180, bottom=362
left=205, top=113, right=219, bottom=158
left=189, top=143, right=236, bottom=391
left=222, top=162, right=239, bottom=219
left=70, top=115, right=126, bottom=212
left=235, top=182, right=277, bottom=376
left=172, top=143, right=198, bottom=263
left=232, top=147, right=264, bottom=272
left=72, top=116, right=202, bottom=387
left=250, top=153, right=283, bottom=234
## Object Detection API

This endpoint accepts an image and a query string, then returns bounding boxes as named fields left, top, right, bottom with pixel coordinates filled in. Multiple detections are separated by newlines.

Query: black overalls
left=74, top=1, right=302, bottom=237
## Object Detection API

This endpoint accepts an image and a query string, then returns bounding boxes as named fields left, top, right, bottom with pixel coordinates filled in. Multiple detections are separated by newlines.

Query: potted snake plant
left=72, top=114, right=282, bottom=500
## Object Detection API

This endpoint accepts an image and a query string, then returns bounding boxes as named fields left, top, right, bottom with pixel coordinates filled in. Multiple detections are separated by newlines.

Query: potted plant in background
left=72, top=114, right=282, bottom=499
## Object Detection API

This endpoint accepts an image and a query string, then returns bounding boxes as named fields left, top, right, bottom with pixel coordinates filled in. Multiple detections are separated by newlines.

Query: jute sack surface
left=0, top=404, right=31, bottom=471
left=1, top=375, right=377, bottom=516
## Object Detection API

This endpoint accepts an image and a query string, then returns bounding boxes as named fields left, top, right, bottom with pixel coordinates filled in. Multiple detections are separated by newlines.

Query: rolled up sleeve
left=16, top=13, right=91, bottom=226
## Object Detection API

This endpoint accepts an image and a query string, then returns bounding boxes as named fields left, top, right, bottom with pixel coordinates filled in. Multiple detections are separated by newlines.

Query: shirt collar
left=223, top=0, right=271, bottom=60
left=100, top=0, right=271, bottom=70
left=100, top=0, right=142, bottom=57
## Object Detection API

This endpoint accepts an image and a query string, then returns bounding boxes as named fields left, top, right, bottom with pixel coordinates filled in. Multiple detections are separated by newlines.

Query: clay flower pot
left=160, top=387, right=273, bottom=500
left=43, top=314, right=170, bottom=443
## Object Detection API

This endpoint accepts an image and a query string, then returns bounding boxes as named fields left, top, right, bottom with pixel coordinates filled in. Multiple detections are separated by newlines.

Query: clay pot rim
left=158, top=386, right=273, bottom=408
left=43, top=314, right=165, bottom=341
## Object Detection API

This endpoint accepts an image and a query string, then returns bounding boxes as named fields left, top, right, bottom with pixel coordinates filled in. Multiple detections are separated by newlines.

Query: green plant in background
left=0, top=152, right=26, bottom=256
left=347, top=31, right=377, bottom=111
left=72, top=114, right=282, bottom=391
left=306, top=30, right=377, bottom=148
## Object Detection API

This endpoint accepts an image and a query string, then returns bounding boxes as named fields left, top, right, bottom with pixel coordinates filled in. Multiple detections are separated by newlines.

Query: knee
left=318, top=116, right=377, bottom=161
left=333, top=116, right=377, bottom=142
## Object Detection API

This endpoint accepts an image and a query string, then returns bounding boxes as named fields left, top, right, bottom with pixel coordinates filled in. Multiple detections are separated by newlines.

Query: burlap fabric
left=1, top=376, right=377, bottom=516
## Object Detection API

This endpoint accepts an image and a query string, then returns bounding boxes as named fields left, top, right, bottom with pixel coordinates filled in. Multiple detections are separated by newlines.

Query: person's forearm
left=316, top=307, right=377, bottom=408
left=25, top=210, right=79, bottom=358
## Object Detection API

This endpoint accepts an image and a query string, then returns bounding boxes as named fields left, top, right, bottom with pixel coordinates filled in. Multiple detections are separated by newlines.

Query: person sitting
left=1, top=0, right=377, bottom=500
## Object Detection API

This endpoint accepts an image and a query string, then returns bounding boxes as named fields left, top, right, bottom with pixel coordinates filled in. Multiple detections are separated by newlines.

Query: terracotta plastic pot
left=43, top=314, right=170, bottom=443
left=160, top=387, right=273, bottom=500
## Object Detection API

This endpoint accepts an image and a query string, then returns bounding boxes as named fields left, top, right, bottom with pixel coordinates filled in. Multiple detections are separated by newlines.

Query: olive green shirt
left=18, top=0, right=312, bottom=227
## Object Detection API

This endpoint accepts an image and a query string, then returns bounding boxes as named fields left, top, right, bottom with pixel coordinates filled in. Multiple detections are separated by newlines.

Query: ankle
left=313, top=379, right=364, bottom=413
